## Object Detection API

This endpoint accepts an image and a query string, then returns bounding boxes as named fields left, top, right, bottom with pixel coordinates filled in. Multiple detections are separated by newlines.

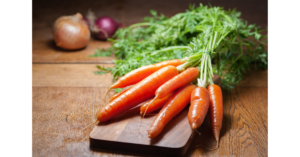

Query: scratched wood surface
left=32, top=64, right=268, bottom=157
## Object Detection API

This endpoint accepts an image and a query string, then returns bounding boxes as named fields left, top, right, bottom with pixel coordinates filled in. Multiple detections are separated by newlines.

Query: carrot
left=97, top=66, right=179, bottom=122
left=154, top=67, right=199, bottom=100
left=110, top=59, right=183, bottom=89
left=148, top=84, right=197, bottom=138
left=188, top=87, right=210, bottom=130
left=207, top=84, right=223, bottom=144
left=140, top=91, right=174, bottom=116
left=109, top=87, right=132, bottom=102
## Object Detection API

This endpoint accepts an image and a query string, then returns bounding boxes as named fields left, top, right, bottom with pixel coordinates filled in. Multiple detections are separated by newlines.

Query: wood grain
left=33, top=87, right=107, bottom=157
left=32, top=64, right=114, bottom=87
left=32, top=86, right=161, bottom=157
left=32, top=86, right=268, bottom=157
left=32, top=63, right=268, bottom=156
left=32, top=63, right=267, bottom=88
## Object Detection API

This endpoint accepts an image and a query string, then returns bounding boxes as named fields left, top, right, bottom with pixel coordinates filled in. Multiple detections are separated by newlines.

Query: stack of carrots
left=97, top=57, right=223, bottom=145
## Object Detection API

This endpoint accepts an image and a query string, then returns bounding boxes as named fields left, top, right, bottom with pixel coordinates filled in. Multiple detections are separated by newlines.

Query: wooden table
left=32, top=0, right=268, bottom=156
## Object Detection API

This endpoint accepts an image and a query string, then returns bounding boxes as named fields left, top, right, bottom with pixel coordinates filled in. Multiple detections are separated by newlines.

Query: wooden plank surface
left=32, top=64, right=114, bottom=87
left=32, top=64, right=267, bottom=87
left=32, top=64, right=268, bottom=156
left=32, top=86, right=267, bottom=157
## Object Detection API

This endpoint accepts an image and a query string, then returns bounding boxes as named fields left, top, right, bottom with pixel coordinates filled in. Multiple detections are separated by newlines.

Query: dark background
left=33, top=0, right=267, bottom=29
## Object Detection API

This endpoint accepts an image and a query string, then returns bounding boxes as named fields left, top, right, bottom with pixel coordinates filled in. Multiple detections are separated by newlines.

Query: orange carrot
left=97, top=66, right=178, bottom=122
left=110, top=59, right=183, bottom=89
left=154, top=67, right=199, bottom=100
left=109, top=87, right=132, bottom=102
left=148, top=84, right=197, bottom=138
left=188, top=87, right=210, bottom=130
left=207, top=84, right=223, bottom=144
left=140, top=91, right=174, bottom=115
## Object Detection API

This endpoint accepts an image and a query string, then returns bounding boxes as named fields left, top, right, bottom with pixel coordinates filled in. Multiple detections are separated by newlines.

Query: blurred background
left=33, top=0, right=267, bottom=29
left=32, top=0, right=267, bottom=63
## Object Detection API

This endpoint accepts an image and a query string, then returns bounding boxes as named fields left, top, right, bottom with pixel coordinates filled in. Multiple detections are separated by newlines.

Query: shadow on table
left=46, top=39, right=87, bottom=52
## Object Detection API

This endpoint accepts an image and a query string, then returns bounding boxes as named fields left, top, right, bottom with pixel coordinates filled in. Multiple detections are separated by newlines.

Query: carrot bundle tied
left=97, top=66, right=178, bottom=122
left=148, top=84, right=197, bottom=138
left=188, top=87, right=210, bottom=130
left=207, top=84, right=223, bottom=143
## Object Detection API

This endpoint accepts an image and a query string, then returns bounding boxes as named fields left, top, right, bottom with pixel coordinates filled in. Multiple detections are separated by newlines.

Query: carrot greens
left=92, top=3, right=267, bottom=89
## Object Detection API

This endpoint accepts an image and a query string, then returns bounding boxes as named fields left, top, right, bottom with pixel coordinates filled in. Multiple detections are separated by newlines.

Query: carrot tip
left=143, top=98, right=156, bottom=118
left=191, top=123, right=197, bottom=130
left=105, top=87, right=112, bottom=98
left=193, top=127, right=201, bottom=135
left=214, top=134, right=219, bottom=142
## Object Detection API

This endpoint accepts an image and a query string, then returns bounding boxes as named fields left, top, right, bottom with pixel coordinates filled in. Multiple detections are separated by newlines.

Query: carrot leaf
left=91, top=3, right=267, bottom=90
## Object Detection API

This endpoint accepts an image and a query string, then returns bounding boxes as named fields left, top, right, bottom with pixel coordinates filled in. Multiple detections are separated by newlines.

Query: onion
left=86, top=10, right=120, bottom=40
left=53, top=13, right=90, bottom=50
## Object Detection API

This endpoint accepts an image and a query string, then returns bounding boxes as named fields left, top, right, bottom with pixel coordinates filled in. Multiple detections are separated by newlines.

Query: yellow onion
left=53, top=13, right=90, bottom=50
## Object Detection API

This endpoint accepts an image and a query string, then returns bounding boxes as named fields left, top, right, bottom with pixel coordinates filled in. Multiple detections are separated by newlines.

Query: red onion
left=93, top=16, right=119, bottom=40
left=86, top=10, right=121, bottom=40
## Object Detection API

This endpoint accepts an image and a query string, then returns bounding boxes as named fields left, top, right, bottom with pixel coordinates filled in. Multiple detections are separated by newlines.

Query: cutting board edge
left=89, top=131, right=196, bottom=156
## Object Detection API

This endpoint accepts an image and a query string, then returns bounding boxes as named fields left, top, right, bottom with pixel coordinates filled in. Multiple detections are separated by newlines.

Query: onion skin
left=53, top=13, right=90, bottom=50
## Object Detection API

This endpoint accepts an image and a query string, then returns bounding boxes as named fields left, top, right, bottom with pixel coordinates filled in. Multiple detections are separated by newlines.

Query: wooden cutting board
left=90, top=76, right=221, bottom=156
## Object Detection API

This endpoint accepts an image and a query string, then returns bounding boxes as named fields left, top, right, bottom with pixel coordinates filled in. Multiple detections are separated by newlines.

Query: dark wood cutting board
left=90, top=76, right=221, bottom=156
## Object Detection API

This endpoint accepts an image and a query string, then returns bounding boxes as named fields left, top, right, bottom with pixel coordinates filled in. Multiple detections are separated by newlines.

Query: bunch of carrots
left=91, top=4, right=268, bottom=148
left=95, top=24, right=238, bottom=147
left=97, top=55, right=223, bottom=145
